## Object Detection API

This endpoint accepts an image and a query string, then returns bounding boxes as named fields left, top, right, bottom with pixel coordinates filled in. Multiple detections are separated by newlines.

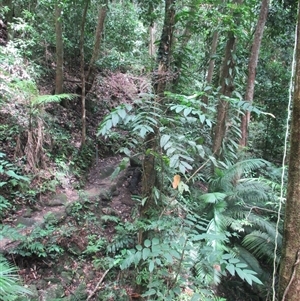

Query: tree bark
left=203, top=30, right=219, bottom=107
left=212, top=31, right=236, bottom=158
left=55, top=3, right=64, bottom=96
left=279, top=3, right=300, bottom=299
left=79, top=0, right=90, bottom=147
left=85, top=1, right=107, bottom=93
left=149, top=24, right=156, bottom=57
left=212, top=0, right=243, bottom=158
left=140, top=0, right=176, bottom=231
left=240, top=0, right=269, bottom=147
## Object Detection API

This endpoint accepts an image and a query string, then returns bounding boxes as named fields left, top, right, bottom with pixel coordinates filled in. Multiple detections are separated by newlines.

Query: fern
left=0, top=255, right=32, bottom=301
left=242, top=230, right=281, bottom=263
left=31, top=93, right=76, bottom=107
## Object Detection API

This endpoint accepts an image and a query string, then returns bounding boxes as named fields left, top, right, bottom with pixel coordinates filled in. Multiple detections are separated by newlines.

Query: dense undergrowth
left=0, top=39, right=285, bottom=301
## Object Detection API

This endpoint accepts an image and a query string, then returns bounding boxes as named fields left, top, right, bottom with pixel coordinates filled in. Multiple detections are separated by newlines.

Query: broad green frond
left=234, top=245, right=269, bottom=281
left=0, top=255, right=32, bottom=300
left=245, top=214, right=281, bottom=243
left=210, top=159, right=270, bottom=192
left=242, top=230, right=281, bottom=263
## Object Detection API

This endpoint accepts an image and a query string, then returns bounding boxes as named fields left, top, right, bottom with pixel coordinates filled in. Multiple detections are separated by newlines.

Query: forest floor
left=0, top=67, right=147, bottom=300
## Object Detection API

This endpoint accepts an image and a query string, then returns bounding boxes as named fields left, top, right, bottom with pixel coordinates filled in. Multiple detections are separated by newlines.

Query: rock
left=98, top=165, right=116, bottom=179
left=45, top=193, right=68, bottom=207
left=38, top=284, right=65, bottom=301
left=14, top=217, right=37, bottom=227
left=23, top=208, right=33, bottom=218
left=70, top=283, right=87, bottom=301
left=99, top=189, right=112, bottom=202
left=43, top=211, right=66, bottom=225
left=61, top=271, right=74, bottom=285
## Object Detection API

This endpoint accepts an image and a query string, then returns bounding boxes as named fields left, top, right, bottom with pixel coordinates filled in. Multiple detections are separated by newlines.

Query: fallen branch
left=86, top=268, right=111, bottom=301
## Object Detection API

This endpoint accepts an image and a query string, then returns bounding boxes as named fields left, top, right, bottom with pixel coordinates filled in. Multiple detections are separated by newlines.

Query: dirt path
left=1, top=155, right=136, bottom=253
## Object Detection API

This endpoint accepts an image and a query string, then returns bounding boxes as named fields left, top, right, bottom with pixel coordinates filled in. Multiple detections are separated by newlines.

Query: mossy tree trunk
left=279, top=4, right=300, bottom=299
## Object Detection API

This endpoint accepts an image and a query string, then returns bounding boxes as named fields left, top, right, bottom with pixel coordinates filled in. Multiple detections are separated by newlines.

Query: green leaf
left=183, top=107, right=193, bottom=117
left=164, top=253, right=173, bottom=264
left=152, top=237, right=159, bottom=245
left=5, top=170, right=29, bottom=181
left=117, top=108, right=127, bottom=119
left=169, top=249, right=181, bottom=259
left=170, top=154, right=179, bottom=168
left=226, top=264, right=235, bottom=276
left=144, top=239, right=151, bottom=248
left=149, top=260, right=155, bottom=273
left=160, top=134, right=171, bottom=149
left=199, top=114, right=205, bottom=124
left=191, top=293, right=201, bottom=301
left=134, top=251, right=142, bottom=266
left=136, top=245, right=142, bottom=251
left=142, top=288, right=156, bottom=297
left=142, top=248, right=151, bottom=260
left=111, top=112, right=119, bottom=127
left=236, top=267, right=245, bottom=280
left=229, top=258, right=240, bottom=264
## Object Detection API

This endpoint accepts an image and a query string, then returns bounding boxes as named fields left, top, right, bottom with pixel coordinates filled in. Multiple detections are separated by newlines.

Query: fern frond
left=31, top=93, right=76, bottom=106
left=245, top=214, right=282, bottom=242
left=210, top=159, right=270, bottom=192
left=234, top=245, right=267, bottom=279
left=242, top=230, right=281, bottom=263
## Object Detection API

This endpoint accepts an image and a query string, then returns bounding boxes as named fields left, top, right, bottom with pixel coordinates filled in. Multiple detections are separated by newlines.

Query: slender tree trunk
left=240, top=0, right=269, bottom=147
left=79, top=0, right=90, bottom=147
left=212, top=0, right=243, bottom=158
left=279, top=4, right=300, bottom=300
left=212, top=31, right=236, bottom=158
left=55, top=3, right=64, bottom=95
left=140, top=0, right=176, bottom=238
left=149, top=24, right=156, bottom=57
left=203, top=30, right=219, bottom=106
left=172, top=5, right=195, bottom=88
left=85, top=1, right=107, bottom=93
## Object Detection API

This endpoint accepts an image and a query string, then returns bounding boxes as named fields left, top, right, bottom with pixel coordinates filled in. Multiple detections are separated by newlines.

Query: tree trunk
left=55, top=3, right=64, bottom=96
left=278, top=4, right=300, bottom=300
left=149, top=23, right=156, bottom=57
left=79, top=0, right=90, bottom=147
left=85, top=1, right=107, bottom=93
left=212, top=31, right=236, bottom=158
left=202, top=30, right=219, bottom=107
left=140, top=0, right=176, bottom=236
left=240, top=0, right=269, bottom=147
left=172, top=5, right=195, bottom=89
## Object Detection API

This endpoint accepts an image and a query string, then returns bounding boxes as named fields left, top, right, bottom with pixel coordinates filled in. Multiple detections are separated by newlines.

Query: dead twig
left=86, top=268, right=111, bottom=301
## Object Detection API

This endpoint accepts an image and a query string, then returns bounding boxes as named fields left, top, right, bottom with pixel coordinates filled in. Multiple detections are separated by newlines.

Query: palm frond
left=242, top=230, right=281, bottom=263
left=210, top=159, right=270, bottom=192
left=234, top=245, right=270, bottom=282
left=235, top=178, right=271, bottom=205
left=245, top=214, right=282, bottom=242
left=0, top=255, right=32, bottom=300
